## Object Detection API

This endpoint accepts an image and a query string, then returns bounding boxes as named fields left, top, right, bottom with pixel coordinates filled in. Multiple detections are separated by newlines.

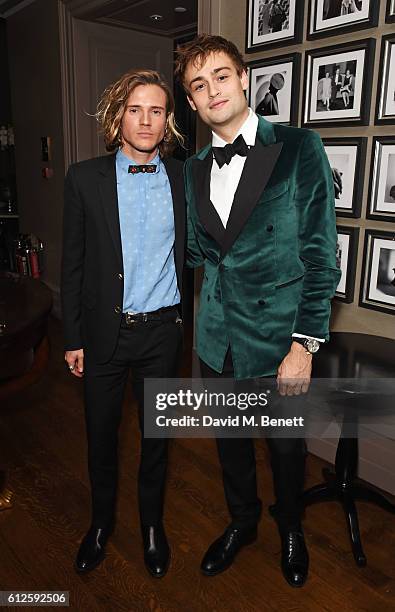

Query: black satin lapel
left=192, top=154, right=225, bottom=247
left=220, top=140, right=283, bottom=258
left=163, top=157, right=185, bottom=291
left=99, top=161, right=123, bottom=269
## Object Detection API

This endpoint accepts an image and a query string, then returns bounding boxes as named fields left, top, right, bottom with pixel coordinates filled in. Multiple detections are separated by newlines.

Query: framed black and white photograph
left=248, top=53, right=301, bottom=125
left=386, top=0, right=395, bottom=24
left=324, top=137, right=367, bottom=218
left=303, top=39, right=375, bottom=128
left=308, top=0, right=379, bottom=40
left=245, top=0, right=304, bottom=53
left=367, top=137, right=395, bottom=223
left=360, top=230, right=395, bottom=315
left=335, top=226, right=359, bottom=302
left=375, top=34, right=395, bottom=125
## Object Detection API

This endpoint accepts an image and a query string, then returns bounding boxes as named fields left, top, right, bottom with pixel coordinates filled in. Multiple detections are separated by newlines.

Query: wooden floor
left=0, top=317, right=394, bottom=612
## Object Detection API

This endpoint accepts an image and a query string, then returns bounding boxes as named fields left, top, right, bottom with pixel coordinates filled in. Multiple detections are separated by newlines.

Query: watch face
left=306, top=339, right=320, bottom=353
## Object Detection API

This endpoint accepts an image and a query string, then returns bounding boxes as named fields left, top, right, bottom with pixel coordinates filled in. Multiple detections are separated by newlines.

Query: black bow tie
left=128, top=164, right=157, bottom=174
left=212, top=134, right=250, bottom=168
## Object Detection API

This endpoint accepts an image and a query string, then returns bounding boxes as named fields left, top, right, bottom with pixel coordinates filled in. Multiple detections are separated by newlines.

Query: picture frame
left=302, top=38, right=375, bottom=128
left=323, top=137, right=367, bottom=218
left=335, top=225, right=359, bottom=303
left=248, top=53, right=301, bottom=126
left=359, top=229, right=395, bottom=315
left=367, top=136, right=395, bottom=223
left=308, top=0, right=379, bottom=40
left=245, top=0, right=304, bottom=54
left=386, top=0, right=395, bottom=24
left=375, top=34, right=395, bottom=125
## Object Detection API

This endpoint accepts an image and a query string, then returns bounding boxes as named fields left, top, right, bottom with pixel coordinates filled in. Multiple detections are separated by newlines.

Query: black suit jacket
left=61, top=153, right=185, bottom=363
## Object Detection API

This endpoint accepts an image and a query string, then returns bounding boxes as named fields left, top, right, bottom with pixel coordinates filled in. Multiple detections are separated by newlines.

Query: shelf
left=0, top=214, right=19, bottom=219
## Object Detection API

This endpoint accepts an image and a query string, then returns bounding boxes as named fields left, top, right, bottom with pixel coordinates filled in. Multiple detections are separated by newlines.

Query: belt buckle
left=126, top=312, right=148, bottom=324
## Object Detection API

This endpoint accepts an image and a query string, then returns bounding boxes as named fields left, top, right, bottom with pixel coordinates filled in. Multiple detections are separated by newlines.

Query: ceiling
left=0, top=0, right=37, bottom=17
left=67, top=0, right=198, bottom=37
left=0, top=0, right=197, bottom=38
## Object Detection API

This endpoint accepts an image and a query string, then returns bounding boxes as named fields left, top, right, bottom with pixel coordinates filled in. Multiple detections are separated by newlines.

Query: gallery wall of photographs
left=246, top=0, right=395, bottom=317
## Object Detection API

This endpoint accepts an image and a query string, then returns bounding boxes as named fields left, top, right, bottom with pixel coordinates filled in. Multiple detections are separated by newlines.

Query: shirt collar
left=211, top=108, right=258, bottom=148
left=116, top=148, right=161, bottom=174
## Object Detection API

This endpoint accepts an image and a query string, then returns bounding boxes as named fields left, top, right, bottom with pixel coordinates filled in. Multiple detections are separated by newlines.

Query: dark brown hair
left=174, top=34, right=247, bottom=91
left=95, top=69, right=183, bottom=157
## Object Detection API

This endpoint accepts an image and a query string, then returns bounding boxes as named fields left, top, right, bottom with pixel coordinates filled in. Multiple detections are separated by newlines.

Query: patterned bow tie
left=128, top=164, right=157, bottom=174
left=212, top=134, right=250, bottom=168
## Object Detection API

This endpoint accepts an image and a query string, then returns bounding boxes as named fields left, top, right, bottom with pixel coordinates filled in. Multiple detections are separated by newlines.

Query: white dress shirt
left=209, top=108, right=324, bottom=344
left=210, top=108, right=258, bottom=228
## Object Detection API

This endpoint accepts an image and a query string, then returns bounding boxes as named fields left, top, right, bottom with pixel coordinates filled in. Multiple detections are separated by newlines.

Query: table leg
left=352, top=484, right=395, bottom=514
left=342, top=493, right=367, bottom=567
left=303, top=482, right=336, bottom=504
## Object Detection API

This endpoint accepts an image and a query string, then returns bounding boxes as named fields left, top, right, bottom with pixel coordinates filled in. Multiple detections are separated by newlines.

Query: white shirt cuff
left=292, top=333, right=325, bottom=343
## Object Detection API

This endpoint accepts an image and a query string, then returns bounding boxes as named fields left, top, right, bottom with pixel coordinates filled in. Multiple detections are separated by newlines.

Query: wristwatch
left=293, top=337, right=321, bottom=354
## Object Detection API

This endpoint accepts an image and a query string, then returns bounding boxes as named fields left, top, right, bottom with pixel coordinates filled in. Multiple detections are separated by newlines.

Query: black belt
left=121, top=304, right=181, bottom=325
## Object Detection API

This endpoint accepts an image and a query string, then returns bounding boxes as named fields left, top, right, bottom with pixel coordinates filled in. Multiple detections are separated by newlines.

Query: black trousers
left=200, top=349, right=307, bottom=532
left=83, top=309, right=182, bottom=528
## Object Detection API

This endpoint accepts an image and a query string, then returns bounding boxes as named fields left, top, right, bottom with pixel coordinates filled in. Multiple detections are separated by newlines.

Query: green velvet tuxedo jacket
left=185, top=116, right=341, bottom=379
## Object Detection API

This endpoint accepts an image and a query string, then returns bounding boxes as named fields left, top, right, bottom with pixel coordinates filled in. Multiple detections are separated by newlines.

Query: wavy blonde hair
left=95, top=69, right=184, bottom=157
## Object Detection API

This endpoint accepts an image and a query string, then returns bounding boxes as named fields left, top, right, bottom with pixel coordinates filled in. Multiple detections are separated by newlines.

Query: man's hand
left=277, top=342, right=312, bottom=396
left=65, top=349, right=84, bottom=378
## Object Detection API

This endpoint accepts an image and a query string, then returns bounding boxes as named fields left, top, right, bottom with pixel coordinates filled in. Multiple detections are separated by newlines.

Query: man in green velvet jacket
left=175, top=34, right=340, bottom=587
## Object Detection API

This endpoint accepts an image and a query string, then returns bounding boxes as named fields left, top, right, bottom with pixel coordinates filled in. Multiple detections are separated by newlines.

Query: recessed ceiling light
left=150, top=14, right=164, bottom=21
left=175, top=6, right=187, bottom=12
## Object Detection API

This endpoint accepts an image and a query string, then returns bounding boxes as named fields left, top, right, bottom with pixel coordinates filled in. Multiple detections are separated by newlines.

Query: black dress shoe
left=201, top=525, right=257, bottom=576
left=280, top=529, right=309, bottom=587
left=141, top=524, right=170, bottom=578
left=75, top=525, right=112, bottom=573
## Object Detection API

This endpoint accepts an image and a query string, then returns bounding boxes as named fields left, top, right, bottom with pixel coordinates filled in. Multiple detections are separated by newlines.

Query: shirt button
left=114, top=306, right=122, bottom=314
left=266, top=224, right=274, bottom=232
left=118, top=273, right=123, bottom=280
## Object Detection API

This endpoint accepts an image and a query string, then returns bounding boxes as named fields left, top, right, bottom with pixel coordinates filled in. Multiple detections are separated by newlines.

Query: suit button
left=258, top=299, right=266, bottom=306
left=114, top=306, right=121, bottom=314
left=266, top=224, right=274, bottom=232
left=118, top=273, right=123, bottom=280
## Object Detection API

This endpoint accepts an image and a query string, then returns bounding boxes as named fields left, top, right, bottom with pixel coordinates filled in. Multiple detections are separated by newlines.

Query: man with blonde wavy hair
left=61, top=69, right=185, bottom=577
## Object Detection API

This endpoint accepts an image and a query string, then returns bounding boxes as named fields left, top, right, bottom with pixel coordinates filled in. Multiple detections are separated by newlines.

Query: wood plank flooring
left=0, top=317, right=394, bottom=612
